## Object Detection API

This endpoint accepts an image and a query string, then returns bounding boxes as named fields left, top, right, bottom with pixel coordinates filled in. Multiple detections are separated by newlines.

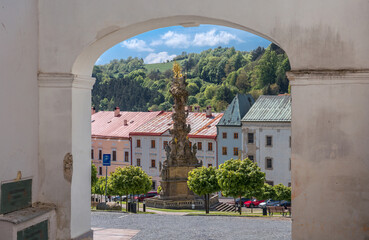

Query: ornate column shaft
left=38, top=73, right=95, bottom=240
left=288, top=70, right=369, bottom=240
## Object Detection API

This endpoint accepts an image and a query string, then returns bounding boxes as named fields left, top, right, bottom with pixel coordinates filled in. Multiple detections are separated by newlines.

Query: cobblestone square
left=92, top=212, right=291, bottom=240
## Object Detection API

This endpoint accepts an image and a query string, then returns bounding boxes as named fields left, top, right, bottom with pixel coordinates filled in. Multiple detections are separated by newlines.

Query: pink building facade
left=91, top=108, right=162, bottom=177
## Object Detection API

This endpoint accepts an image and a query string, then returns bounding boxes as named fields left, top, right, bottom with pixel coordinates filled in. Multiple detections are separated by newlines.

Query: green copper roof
left=242, top=95, right=291, bottom=122
left=217, top=94, right=254, bottom=126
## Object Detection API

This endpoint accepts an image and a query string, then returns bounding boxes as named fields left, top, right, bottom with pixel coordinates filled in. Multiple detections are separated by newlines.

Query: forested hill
left=92, top=43, right=290, bottom=112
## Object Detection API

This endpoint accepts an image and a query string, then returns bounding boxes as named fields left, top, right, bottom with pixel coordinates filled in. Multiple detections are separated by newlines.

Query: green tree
left=274, top=183, right=291, bottom=202
left=109, top=167, right=131, bottom=209
left=187, top=166, right=220, bottom=214
left=217, top=158, right=265, bottom=214
left=254, top=183, right=277, bottom=200
left=91, top=163, right=98, bottom=194
left=187, top=82, right=200, bottom=95
left=94, top=176, right=113, bottom=202
left=255, top=48, right=278, bottom=88
left=110, top=166, right=152, bottom=212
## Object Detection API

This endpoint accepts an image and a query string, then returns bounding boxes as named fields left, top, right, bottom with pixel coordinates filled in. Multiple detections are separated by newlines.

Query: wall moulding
left=38, top=73, right=96, bottom=89
left=287, top=70, right=369, bottom=86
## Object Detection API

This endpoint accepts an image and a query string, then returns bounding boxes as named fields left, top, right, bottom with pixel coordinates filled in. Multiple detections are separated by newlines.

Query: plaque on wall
left=17, top=220, right=48, bottom=240
left=0, top=179, right=32, bottom=214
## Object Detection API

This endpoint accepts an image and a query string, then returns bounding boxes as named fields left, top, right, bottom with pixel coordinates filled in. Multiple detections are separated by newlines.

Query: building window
left=248, top=155, right=254, bottom=162
left=234, top=132, right=238, bottom=139
left=266, top=136, right=273, bottom=147
left=266, top=157, right=273, bottom=170
left=288, top=182, right=291, bottom=187
left=208, top=164, right=212, bottom=167
left=248, top=133, right=254, bottom=144
left=152, top=181, right=156, bottom=190
left=137, top=158, right=141, bottom=166
left=197, top=142, right=202, bottom=150
left=151, top=140, right=156, bottom=148
left=112, top=149, right=117, bottom=161
left=151, top=159, right=156, bottom=168
left=208, top=142, right=213, bottom=151
left=98, top=149, right=102, bottom=160
left=233, top=147, right=238, bottom=156
left=289, top=158, right=291, bottom=171
left=163, top=141, right=168, bottom=149
left=289, top=136, right=291, bottom=148
left=99, top=166, right=102, bottom=175
left=222, top=147, right=227, bottom=155
left=137, top=139, right=141, bottom=148
left=222, top=132, right=227, bottom=139
left=266, top=180, right=274, bottom=186
left=91, top=149, right=94, bottom=160
left=124, top=152, right=129, bottom=162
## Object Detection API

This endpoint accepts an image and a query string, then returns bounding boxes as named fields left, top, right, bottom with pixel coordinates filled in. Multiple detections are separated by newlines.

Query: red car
left=134, top=191, right=158, bottom=202
left=243, top=199, right=265, bottom=208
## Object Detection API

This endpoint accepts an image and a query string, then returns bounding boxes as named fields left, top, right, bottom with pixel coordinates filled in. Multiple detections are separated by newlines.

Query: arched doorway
left=35, top=2, right=369, bottom=239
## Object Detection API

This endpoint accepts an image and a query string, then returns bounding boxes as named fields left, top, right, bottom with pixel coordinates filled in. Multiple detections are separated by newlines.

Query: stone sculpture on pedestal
left=159, top=62, right=202, bottom=200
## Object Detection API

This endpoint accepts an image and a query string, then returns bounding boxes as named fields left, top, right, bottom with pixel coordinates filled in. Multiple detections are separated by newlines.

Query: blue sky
left=96, top=25, right=271, bottom=65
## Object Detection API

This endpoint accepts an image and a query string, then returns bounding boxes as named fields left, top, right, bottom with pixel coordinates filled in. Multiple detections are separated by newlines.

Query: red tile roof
left=130, top=112, right=223, bottom=139
left=91, top=111, right=163, bottom=139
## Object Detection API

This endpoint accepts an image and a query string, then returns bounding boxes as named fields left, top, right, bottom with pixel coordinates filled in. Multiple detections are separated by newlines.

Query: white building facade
left=217, top=94, right=254, bottom=166
left=242, top=95, right=291, bottom=186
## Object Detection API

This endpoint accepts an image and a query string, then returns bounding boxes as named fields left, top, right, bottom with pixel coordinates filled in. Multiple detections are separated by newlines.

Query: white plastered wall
left=0, top=0, right=39, bottom=202
left=1, top=0, right=368, bottom=239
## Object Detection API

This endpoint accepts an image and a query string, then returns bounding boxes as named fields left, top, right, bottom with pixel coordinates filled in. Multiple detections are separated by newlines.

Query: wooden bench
left=267, top=206, right=290, bottom=216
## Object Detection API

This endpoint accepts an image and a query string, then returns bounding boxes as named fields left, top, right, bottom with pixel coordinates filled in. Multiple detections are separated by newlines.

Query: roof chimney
left=91, top=107, right=96, bottom=115
left=114, top=107, right=120, bottom=117
left=194, top=106, right=200, bottom=113
left=124, top=119, right=128, bottom=126
left=206, top=106, right=212, bottom=117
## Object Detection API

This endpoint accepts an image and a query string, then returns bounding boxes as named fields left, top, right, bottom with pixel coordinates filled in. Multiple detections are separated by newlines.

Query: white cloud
left=193, top=29, right=242, bottom=46
left=161, top=31, right=191, bottom=48
left=150, top=39, right=163, bottom=46
left=148, top=29, right=242, bottom=49
left=121, top=39, right=153, bottom=52
left=144, top=52, right=177, bottom=64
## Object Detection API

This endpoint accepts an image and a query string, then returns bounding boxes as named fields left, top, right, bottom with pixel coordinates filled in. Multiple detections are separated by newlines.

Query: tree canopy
left=110, top=166, right=152, bottom=196
left=91, top=163, right=98, bottom=194
left=92, top=44, right=290, bottom=112
left=274, top=183, right=291, bottom=202
left=188, top=166, right=220, bottom=196
left=217, top=158, right=265, bottom=199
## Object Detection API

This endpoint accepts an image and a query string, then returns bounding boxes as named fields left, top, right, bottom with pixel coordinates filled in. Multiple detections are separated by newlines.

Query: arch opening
left=72, top=15, right=288, bottom=77
left=88, top=20, right=293, bottom=239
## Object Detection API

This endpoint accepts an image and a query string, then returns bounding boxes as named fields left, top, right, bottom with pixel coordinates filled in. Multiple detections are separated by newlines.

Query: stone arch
left=71, top=15, right=287, bottom=77
left=31, top=1, right=369, bottom=239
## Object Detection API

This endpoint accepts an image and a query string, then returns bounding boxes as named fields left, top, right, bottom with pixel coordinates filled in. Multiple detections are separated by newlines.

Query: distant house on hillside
left=91, top=107, right=162, bottom=178
left=216, top=94, right=254, bottom=166
left=241, top=95, right=291, bottom=186
left=130, top=107, right=223, bottom=190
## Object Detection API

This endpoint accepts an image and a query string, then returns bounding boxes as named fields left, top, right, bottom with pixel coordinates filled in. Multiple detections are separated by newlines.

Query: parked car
left=234, top=198, right=250, bottom=206
left=280, top=200, right=291, bottom=208
left=134, top=191, right=158, bottom=202
left=259, top=199, right=281, bottom=208
left=244, top=199, right=265, bottom=208
left=113, top=195, right=127, bottom=202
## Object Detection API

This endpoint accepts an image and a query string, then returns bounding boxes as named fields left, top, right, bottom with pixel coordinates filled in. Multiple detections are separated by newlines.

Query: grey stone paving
left=92, top=212, right=291, bottom=240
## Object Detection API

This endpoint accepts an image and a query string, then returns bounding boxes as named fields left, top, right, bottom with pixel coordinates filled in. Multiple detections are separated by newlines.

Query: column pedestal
left=288, top=70, right=369, bottom=240
left=38, top=73, right=95, bottom=239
